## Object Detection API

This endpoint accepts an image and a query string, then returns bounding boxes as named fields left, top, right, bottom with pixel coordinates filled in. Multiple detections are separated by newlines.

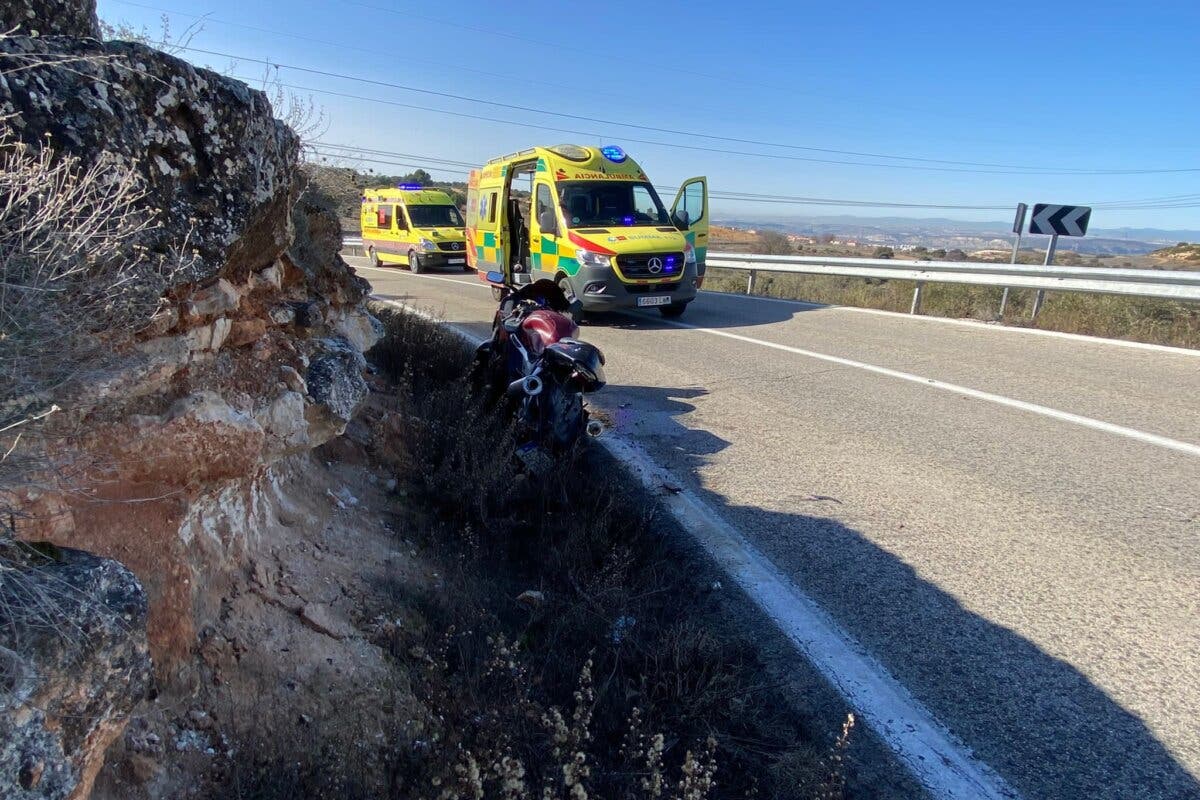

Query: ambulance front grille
left=616, top=252, right=686, bottom=279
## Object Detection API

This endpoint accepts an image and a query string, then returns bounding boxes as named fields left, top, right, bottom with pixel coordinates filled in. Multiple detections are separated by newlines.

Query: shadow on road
left=598, top=382, right=1200, bottom=800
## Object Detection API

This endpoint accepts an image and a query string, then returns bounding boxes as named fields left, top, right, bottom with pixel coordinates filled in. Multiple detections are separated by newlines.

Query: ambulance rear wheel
left=369, top=247, right=382, bottom=268
left=409, top=250, right=425, bottom=274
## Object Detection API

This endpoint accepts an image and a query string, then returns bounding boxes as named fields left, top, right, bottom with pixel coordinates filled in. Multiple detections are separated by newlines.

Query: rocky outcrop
left=4, top=0, right=99, bottom=38
left=1, top=0, right=379, bottom=685
left=0, top=549, right=151, bottom=800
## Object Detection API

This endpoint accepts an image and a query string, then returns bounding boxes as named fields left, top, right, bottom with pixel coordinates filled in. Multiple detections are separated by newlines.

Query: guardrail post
left=910, top=281, right=925, bottom=314
left=998, top=287, right=1010, bottom=317
left=1032, top=234, right=1058, bottom=320
left=1031, top=290, right=1045, bottom=319
left=747, top=270, right=757, bottom=295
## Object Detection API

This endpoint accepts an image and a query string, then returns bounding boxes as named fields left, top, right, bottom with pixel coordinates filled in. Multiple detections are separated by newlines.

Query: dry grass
left=702, top=269, right=1200, bottom=348
left=206, top=306, right=854, bottom=799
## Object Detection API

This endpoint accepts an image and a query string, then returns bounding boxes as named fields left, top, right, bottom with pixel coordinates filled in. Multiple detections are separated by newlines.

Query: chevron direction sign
left=1029, top=203, right=1091, bottom=237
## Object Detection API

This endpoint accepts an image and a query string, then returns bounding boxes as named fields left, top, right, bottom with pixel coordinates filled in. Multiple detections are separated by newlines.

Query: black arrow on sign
left=1030, top=204, right=1091, bottom=237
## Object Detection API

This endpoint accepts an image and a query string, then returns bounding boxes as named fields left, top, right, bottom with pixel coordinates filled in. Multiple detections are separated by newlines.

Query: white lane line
left=352, top=262, right=488, bottom=288
left=360, top=263, right=1200, bottom=457
left=349, top=256, right=1199, bottom=357
left=375, top=298, right=1022, bottom=800
left=700, top=289, right=1200, bottom=357
left=654, top=318, right=1200, bottom=458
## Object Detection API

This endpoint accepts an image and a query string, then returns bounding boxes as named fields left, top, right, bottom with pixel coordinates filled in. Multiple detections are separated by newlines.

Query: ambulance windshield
left=557, top=181, right=670, bottom=228
left=407, top=204, right=464, bottom=228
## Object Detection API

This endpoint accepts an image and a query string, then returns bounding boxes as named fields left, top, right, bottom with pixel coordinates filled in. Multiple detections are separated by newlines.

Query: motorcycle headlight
left=574, top=246, right=611, bottom=269
left=420, top=238, right=437, bottom=251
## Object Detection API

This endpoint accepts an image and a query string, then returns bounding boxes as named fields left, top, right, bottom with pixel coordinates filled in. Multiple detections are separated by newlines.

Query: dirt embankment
left=84, top=308, right=921, bottom=800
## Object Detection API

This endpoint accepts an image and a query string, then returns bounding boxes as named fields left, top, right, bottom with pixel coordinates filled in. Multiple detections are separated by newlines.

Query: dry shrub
left=360, top=309, right=850, bottom=798
left=204, top=308, right=854, bottom=799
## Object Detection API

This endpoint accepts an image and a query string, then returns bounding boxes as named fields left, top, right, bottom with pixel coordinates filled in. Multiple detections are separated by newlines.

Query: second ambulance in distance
left=465, top=145, right=708, bottom=318
left=360, top=185, right=468, bottom=273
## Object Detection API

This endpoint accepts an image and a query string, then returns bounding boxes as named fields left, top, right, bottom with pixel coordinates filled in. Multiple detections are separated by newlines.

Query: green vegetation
left=702, top=270, right=1200, bottom=348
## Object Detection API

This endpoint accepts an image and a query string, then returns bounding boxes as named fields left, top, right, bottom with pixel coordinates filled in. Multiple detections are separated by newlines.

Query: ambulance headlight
left=419, top=238, right=437, bottom=251
left=574, top=246, right=611, bottom=269
left=684, top=242, right=697, bottom=265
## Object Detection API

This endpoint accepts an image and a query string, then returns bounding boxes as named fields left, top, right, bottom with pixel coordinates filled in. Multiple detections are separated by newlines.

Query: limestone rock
left=0, top=33, right=298, bottom=288
left=101, top=391, right=265, bottom=487
left=2, top=0, right=99, bottom=38
left=332, top=308, right=384, bottom=354
left=184, top=279, right=241, bottom=321
left=254, top=391, right=310, bottom=460
left=279, top=365, right=307, bottom=395
left=0, top=548, right=151, bottom=800
left=305, top=337, right=368, bottom=444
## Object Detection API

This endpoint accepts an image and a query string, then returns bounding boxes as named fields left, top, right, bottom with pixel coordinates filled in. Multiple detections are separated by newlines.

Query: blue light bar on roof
left=599, top=145, right=626, bottom=163
left=397, top=183, right=423, bottom=190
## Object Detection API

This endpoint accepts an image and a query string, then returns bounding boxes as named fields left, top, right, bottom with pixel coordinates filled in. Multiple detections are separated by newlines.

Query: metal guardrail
left=342, top=235, right=1200, bottom=318
left=705, top=252, right=1200, bottom=317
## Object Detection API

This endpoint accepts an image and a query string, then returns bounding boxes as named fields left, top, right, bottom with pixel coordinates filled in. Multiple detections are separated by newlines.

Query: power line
left=308, top=147, right=1007, bottom=210
left=173, top=44, right=1200, bottom=176
left=106, top=0, right=719, bottom=119
left=312, top=142, right=1200, bottom=212
left=248, top=74, right=1199, bottom=184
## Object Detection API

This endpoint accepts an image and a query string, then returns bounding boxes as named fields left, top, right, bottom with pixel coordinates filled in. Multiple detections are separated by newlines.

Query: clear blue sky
left=97, top=0, right=1200, bottom=230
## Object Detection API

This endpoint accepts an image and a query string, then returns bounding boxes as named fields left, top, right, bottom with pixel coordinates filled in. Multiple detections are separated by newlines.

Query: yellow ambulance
left=360, top=185, right=469, bottom=272
left=465, top=145, right=707, bottom=318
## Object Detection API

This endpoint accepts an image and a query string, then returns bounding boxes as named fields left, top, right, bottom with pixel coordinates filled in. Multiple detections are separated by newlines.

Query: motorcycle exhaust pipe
left=506, top=374, right=543, bottom=398
left=586, top=419, right=605, bottom=438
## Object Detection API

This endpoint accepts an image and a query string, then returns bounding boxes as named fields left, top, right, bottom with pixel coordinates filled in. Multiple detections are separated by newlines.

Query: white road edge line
left=361, top=265, right=1200, bottom=457
left=373, top=296, right=1022, bottom=800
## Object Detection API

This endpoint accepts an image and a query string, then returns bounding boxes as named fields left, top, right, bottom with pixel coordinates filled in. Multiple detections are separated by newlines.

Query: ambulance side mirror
left=673, top=210, right=690, bottom=230
left=538, top=210, right=558, bottom=236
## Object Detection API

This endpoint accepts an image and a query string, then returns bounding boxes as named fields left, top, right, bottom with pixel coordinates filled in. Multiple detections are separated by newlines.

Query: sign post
left=1027, top=203, right=1091, bottom=319
left=999, top=203, right=1027, bottom=317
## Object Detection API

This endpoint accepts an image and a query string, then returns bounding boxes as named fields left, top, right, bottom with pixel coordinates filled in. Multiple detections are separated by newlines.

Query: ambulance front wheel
left=659, top=301, right=690, bottom=319
left=557, top=275, right=585, bottom=325
left=409, top=250, right=425, bottom=274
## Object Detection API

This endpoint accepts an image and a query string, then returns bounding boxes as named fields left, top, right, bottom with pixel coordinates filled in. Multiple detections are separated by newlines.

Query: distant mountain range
left=714, top=214, right=1200, bottom=256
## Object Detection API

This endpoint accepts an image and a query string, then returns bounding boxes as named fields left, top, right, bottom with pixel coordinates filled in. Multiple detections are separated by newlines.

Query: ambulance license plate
left=637, top=295, right=671, bottom=307
left=448, top=257, right=465, bottom=265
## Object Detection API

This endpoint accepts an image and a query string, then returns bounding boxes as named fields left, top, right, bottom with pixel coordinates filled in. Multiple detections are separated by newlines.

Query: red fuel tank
left=519, top=309, right=579, bottom=356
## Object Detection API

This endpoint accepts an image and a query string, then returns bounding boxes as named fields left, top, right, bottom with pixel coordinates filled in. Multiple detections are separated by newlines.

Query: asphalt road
left=351, top=259, right=1200, bottom=800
